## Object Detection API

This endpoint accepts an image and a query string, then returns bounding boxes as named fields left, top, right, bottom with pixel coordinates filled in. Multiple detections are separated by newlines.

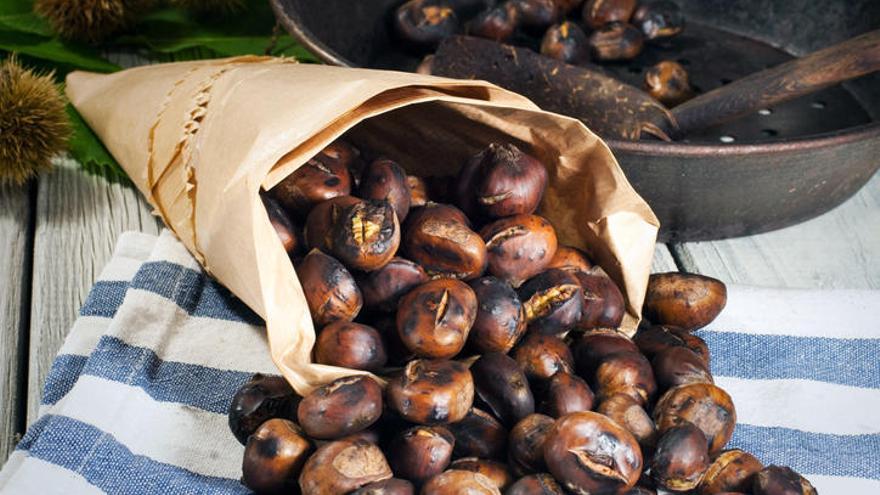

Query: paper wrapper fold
left=66, top=56, right=659, bottom=394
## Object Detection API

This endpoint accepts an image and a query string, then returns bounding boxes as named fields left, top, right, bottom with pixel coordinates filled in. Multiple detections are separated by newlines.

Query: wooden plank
left=0, top=184, right=32, bottom=462
left=27, top=158, right=161, bottom=423
left=670, top=171, right=880, bottom=289
left=652, top=243, right=678, bottom=273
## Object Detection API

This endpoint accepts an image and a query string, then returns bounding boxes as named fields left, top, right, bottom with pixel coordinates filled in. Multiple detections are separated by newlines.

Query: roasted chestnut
left=394, top=0, right=460, bottom=50
left=634, top=324, right=710, bottom=366
left=359, top=157, right=412, bottom=222
left=351, top=478, right=416, bottom=495
left=652, top=345, right=713, bottom=391
left=447, top=407, right=509, bottom=459
left=512, top=0, right=560, bottom=31
left=447, top=0, right=496, bottom=17
left=573, top=270, right=625, bottom=329
left=453, top=148, right=488, bottom=220
left=651, top=423, right=710, bottom=492
left=541, top=371, right=594, bottom=417
left=753, top=466, right=817, bottom=495
left=518, top=269, right=583, bottom=335
left=408, top=175, right=430, bottom=207
left=467, top=2, right=520, bottom=42
left=467, top=277, right=527, bottom=354
left=388, top=426, right=456, bottom=484
left=403, top=203, right=487, bottom=280
left=327, top=199, right=401, bottom=272
left=505, top=473, right=567, bottom=495
left=304, top=195, right=361, bottom=250
left=546, top=245, right=592, bottom=273
left=386, top=359, right=474, bottom=424
left=644, top=272, right=727, bottom=331
left=270, top=148, right=353, bottom=215
left=592, top=350, right=657, bottom=406
left=296, top=249, right=362, bottom=327
left=512, top=333, right=574, bottom=383
left=596, top=393, right=656, bottom=449
left=699, top=449, right=764, bottom=495
left=654, top=383, right=736, bottom=455
left=508, top=413, right=555, bottom=475
left=473, top=142, right=548, bottom=218
left=396, top=278, right=477, bottom=358
left=228, top=373, right=299, bottom=445
left=632, top=1, right=684, bottom=41
left=481, top=214, right=558, bottom=287
left=449, top=458, right=513, bottom=490
left=572, top=328, right=639, bottom=379
left=421, top=469, right=501, bottom=494
left=263, top=193, right=303, bottom=256
left=242, top=418, right=313, bottom=494
left=644, top=60, right=694, bottom=106
left=314, top=321, right=388, bottom=372
left=357, top=257, right=429, bottom=312
left=582, top=0, right=637, bottom=28
left=297, top=375, right=383, bottom=439
left=589, top=22, right=644, bottom=61
left=299, top=438, right=393, bottom=494
left=541, top=21, right=590, bottom=65
left=471, top=352, right=535, bottom=426
left=543, top=411, right=643, bottom=494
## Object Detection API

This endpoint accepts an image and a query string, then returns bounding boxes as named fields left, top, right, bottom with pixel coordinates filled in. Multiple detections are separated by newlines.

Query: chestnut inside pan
left=270, top=0, right=880, bottom=241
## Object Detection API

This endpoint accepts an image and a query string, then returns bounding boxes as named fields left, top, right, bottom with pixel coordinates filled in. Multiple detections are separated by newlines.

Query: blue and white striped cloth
left=0, top=230, right=877, bottom=494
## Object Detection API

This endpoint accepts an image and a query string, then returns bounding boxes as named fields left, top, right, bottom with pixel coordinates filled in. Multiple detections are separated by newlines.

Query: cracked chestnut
left=652, top=345, right=713, bottom=391
left=467, top=277, right=526, bottom=354
left=753, top=466, right=817, bottom=495
left=394, top=0, right=459, bottom=50
left=242, top=418, right=313, bottom=494
left=422, top=470, right=501, bottom=494
left=296, top=249, right=362, bottom=328
left=541, top=21, right=590, bottom=65
left=359, top=157, right=412, bottom=222
left=449, top=458, right=513, bottom=490
left=582, top=0, right=637, bottom=28
left=644, top=272, right=727, bottom=331
left=699, top=449, right=763, bottom=495
left=304, top=195, right=361, bottom=250
left=596, top=393, right=656, bottom=450
left=546, top=245, right=592, bottom=273
left=447, top=407, right=508, bottom=459
left=297, top=375, right=383, bottom=440
left=651, top=423, right=710, bottom=492
left=351, top=478, right=416, bottom=495
left=327, top=199, right=400, bottom=272
left=481, top=214, right=558, bottom=287
left=513, top=333, right=574, bottom=383
left=473, top=143, right=548, bottom=218
left=270, top=147, right=353, bottom=215
left=645, top=61, right=694, bottom=107
left=314, top=321, right=388, bottom=372
left=518, top=269, right=583, bottom=335
left=573, top=270, right=625, bottom=330
left=654, top=383, right=736, bottom=455
left=541, top=371, right=594, bottom=417
left=467, top=3, right=519, bottom=42
left=357, top=257, right=428, bottom=312
left=592, top=350, right=657, bottom=406
left=506, top=473, right=567, bottom=495
left=632, top=1, right=684, bottom=41
left=299, top=438, right=393, bottom=494
left=403, top=203, right=487, bottom=280
left=388, top=426, right=456, bottom=485
left=471, top=352, right=535, bottom=426
left=386, top=359, right=474, bottom=424
left=508, top=414, right=554, bottom=476
left=589, top=22, right=644, bottom=61
left=396, top=278, right=477, bottom=358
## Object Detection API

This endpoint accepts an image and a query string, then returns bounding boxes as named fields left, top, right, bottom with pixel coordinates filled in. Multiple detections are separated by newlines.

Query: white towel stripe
left=0, top=453, right=101, bottom=495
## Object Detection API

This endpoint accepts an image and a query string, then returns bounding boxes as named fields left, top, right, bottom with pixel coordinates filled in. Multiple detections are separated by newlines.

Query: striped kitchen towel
left=0, top=230, right=878, bottom=494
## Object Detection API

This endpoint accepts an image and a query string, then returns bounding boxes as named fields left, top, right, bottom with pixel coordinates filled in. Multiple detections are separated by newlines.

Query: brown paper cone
left=66, top=56, right=659, bottom=394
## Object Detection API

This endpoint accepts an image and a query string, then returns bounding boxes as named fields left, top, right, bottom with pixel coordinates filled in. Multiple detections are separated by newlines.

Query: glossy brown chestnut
left=543, top=411, right=643, bottom=494
left=541, top=371, right=594, bottom=417
left=512, top=333, right=574, bottom=383
left=632, top=1, right=684, bottom=40
left=505, top=473, right=567, bottom=495
left=573, top=270, right=626, bottom=330
left=473, top=143, right=548, bottom=219
left=518, top=269, right=583, bottom=335
left=654, top=383, right=736, bottom=455
left=467, top=2, right=519, bottom=42
left=357, top=257, right=429, bottom=312
left=449, top=458, right=513, bottom=490
left=314, top=321, right=388, bottom=372
left=471, top=352, right=535, bottom=426
left=327, top=199, right=401, bottom=272
left=589, top=22, right=644, bottom=61
left=644, top=272, right=728, bottom=331
left=699, top=449, right=764, bottom=495
left=651, top=423, right=710, bottom=492
left=596, top=393, right=656, bottom=449
left=541, top=21, right=590, bottom=65
left=508, top=414, right=554, bottom=476
left=644, top=61, right=694, bottom=107
left=359, top=158, right=412, bottom=222
left=753, top=466, right=818, bottom=495
left=467, top=277, right=526, bottom=354
left=593, top=350, right=657, bottom=406
left=512, top=0, right=560, bottom=31
left=374, top=315, right=417, bottom=366
left=553, top=0, right=584, bottom=13
left=297, top=375, right=383, bottom=440
left=394, top=0, right=460, bottom=50
left=481, top=214, right=558, bottom=287
left=351, top=478, right=416, bottom=495
left=386, top=359, right=474, bottom=424
left=634, top=324, right=711, bottom=366
left=546, top=245, right=592, bottom=273
left=582, top=0, right=637, bottom=28
left=421, top=469, right=501, bottom=494
left=652, top=345, right=713, bottom=391
left=447, top=407, right=508, bottom=460
left=572, top=328, right=639, bottom=379
left=304, top=195, right=362, bottom=250
left=403, top=203, right=487, bottom=280
left=270, top=149, right=352, bottom=215
left=228, top=373, right=299, bottom=445
left=388, top=426, right=456, bottom=485
left=296, top=249, right=362, bottom=328
left=299, top=438, right=393, bottom=494
left=263, top=193, right=302, bottom=256
left=453, top=148, right=488, bottom=220
left=396, top=278, right=477, bottom=358
left=241, top=418, right=313, bottom=494
left=408, top=175, right=430, bottom=207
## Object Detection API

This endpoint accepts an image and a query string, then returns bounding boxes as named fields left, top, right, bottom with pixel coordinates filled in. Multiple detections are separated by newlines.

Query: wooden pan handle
left=670, top=30, right=880, bottom=136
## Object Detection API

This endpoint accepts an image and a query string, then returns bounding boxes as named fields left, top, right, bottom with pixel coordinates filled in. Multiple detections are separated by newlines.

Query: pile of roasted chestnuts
left=231, top=139, right=818, bottom=494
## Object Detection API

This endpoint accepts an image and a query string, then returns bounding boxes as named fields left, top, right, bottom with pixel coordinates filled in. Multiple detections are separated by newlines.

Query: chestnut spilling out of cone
left=230, top=138, right=815, bottom=495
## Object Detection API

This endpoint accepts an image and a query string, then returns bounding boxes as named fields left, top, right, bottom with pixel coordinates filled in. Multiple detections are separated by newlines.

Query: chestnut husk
left=541, top=21, right=590, bottom=65
left=396, top=278, right=477, bottom=358
left=357, top=257, right=428, bottom=312
left=654, top=382, right=736, bottom=455
left=359, top=157, right=412, bottom=222
left=314, top=321, right=388, bottom=372
left=540, top=371, right=595, bottom=417
left=467, top=276, right=527, bottom=354
left=651, top=423, right=710, bottom=492
left=386, top=359, right=475, bottom=424
left=518, top=268, right=583, bottom=335
left=508, top=413, right=555, bottom=476
left=297, top=375, right=383, bottom=440
left=327, top=199, right=401, bottom=272
left=242, top=418, right=313, bottom=494
left=298, top=439, right=393, bottom=494
left=481, top=214, right=558, bottom=287
left=644, top=272, right=727, bottom=331
left=295, top=249, right=362, bottom=328
left=471, top=352, right=536, bottom=426
left=387, top=425, right=456, bottom=485
left=447, top=407, right=509, bottom=459
left=228, top=373, right=300, bottom=445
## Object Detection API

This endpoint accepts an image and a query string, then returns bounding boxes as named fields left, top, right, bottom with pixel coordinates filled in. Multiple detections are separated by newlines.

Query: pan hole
left=758, top=108, right=773, bottom=115
left=761, top=129, right=778, bottom=137
left=628, top=65, right=642, bottom=74
left=719, top=135, right=736, bottom=143
left=719, top=78, right=732, bottom=85
left=677, top=58, right=690, bottom=66
left=811, top=100, right=827, bottom=109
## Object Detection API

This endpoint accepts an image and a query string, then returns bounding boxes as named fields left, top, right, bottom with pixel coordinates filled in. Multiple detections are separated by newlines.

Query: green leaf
left=66, top=104, right=130, bottom=184
left=0, top=31, right=120, bottom=73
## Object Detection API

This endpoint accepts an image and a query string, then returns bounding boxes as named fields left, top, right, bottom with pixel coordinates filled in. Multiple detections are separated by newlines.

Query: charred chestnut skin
left=467, top=277, right=527, bottom=354
left=447, top=407, right=509, bottom=459
left=449, top=458, right=513, bottom=490
left=359, top=158, right=412, bottom=222
left=297, top=375, right=383, bottom=440
left=403, top=203, right=488, bottom=280
left=541, top=21, right=590, bottom=65
left=228, top=373, right=299, bottom=445
left=314, top=321, right=388, bottom=372
left=582, top=0, right=637, bottom=28
left=506, top=473, right=567, bottom=495
left=467, top=3, right=519, bottom=42
left=358, top=257, right=429, bottom=312
left=351, top=478, right=416, bottom=495
left=572, top=328, right=639, bottom=379
left=328, top=199, right=401, bottom=272
left=513, top=333, right=574, bottom=383
left=481, top=214, right=558, bottom=287
left=589, top=22, right=644, bottom=61
left=388, top=426, right=456, bottom=485
left=518, top=269, right=583, bottom=335
left=651, top=423, right=710, bottom=492
left=262, top=194, right=302, bottom=256
left=645, top=60, right=694, bottom=107
left=304, top=195, right=362, bottom=250
left=644, top=272, right=727, bottom=331
left=634, top=324, right=711, bottom=367
left=541, top=371, right=594, bottom=417
left=296, top=250, right=362, bottom=328
left=508, top=413, right=555, bottom=476
left=512, top=0, right=560, bottom=31
left=592, top=350, right=657, bottom=406
left=242, top=418, right=313, bottom=494
left=270, top=149, right=353, bottom=215
left=753, top=465, right=818, bottom=495
left=394, top=0, right=459, bottom=50
left=632, top=1, right=684, bottom=41
left=596, top=393, right=656, bottom=450
left=396, top=278, right=478, bottom=358
left=473, top=143, right=548, bottom=218
left=546, top=245, right=592, bottom=273
left=700, top=449, right=764, bottom=495
left=422, top=469, right=501, bottom=494
left=386, top=359, right=475, bottom=424
left=652, top=345, right=713, bottom=391
left=299, top=438, right=393, bottom=494
left=471, top=352, right=536, bottom=426
left=573, top=270, right=626, bottom=329
left=654, top=383, right=736, bottom=455
left=543, top=411, right=643, bottom=494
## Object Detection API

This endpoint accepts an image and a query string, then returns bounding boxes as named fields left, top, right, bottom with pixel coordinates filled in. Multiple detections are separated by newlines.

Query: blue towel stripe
left=41, top=354, right=89, bottom=406
left=695, top=331, right=880, bottom=389
left=16, top=415, right=249, bottom=495
left=79, top=280, right=129, bottom=318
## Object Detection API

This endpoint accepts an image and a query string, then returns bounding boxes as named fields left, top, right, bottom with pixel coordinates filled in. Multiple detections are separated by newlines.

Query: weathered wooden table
left=1, top=153, right=878, bottom=463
